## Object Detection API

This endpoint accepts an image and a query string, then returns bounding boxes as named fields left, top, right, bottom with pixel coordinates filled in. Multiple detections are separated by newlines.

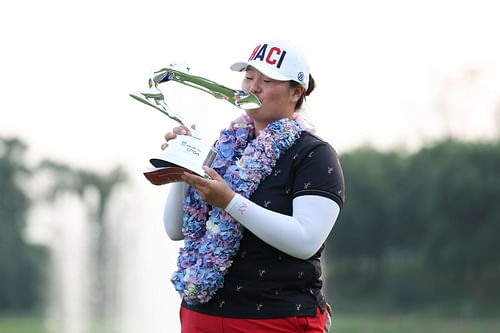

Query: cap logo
left=248, top=44, right=287, bottom=69
left=297, top=72, right=305, bottom=82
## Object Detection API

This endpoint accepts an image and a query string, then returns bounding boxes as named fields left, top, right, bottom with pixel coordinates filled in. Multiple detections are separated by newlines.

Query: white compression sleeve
left=163, top=182, right=188, bottom=240
left=225, top=194, right=340, bottom=260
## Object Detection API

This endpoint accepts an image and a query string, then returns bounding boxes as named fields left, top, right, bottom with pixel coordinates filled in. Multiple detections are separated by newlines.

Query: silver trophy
left=130, top=63, right=261, bottom=139
left=130, top=63, right=261, bottom=185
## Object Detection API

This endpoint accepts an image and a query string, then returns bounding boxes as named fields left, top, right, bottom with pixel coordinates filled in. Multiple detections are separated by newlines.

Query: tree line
left=325, top=138, right=500, bottom=314
left=0, top=137, right=45, bottom=312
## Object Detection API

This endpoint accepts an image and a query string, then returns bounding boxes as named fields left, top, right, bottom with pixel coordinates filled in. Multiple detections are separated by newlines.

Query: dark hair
left=290, top=74, right=315, bottom=110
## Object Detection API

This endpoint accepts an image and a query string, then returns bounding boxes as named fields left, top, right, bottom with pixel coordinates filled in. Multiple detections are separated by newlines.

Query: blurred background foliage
left=0, top=138, right=46, bottom=313
left=325, top=138, right=500, bottom=316
left=0, top=136, right=127, bottom=319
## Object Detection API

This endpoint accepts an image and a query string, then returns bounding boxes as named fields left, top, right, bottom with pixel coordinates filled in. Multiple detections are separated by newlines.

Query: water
left=27, top=182, right=182, bottom=332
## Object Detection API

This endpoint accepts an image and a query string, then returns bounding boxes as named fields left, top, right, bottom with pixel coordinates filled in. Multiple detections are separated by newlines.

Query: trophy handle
left=130, top=64, right=261, bottom=140
left=129, top=89, right=201, bottom=139
left=153, top=67, right=261, bottom=110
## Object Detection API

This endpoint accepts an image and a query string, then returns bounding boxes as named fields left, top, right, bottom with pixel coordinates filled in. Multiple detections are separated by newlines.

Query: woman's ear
left=291, top=85, right=305, bottom=102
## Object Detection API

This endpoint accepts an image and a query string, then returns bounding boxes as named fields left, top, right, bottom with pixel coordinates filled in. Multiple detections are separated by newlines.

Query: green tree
left=327, top=148, right=408, bottom=295
left=412, top=139, right=500, bottom=303
left=0, top=137, right=46, bottom=312
left=326, top=139, right=500, bottom=310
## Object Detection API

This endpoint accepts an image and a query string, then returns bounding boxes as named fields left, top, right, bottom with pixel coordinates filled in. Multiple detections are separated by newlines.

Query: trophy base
left=143, top=135, right=215, bottom=185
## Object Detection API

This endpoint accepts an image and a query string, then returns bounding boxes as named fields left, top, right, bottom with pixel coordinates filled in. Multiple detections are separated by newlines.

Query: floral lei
left=171, top=114, right=302, bottom=304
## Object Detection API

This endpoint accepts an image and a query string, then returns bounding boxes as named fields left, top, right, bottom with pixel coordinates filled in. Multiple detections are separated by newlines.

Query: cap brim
left=230, top=62, right=248, bottom=72
left=230, top=61, right=290, bottom=82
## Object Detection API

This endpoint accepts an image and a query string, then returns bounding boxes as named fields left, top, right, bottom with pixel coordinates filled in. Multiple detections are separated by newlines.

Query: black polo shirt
left=182, top=131, right=345, bottom=318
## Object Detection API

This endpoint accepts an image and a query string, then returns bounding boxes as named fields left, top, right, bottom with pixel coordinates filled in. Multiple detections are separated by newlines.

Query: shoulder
left=287, top=131, right=346, bottom=207
left=294, top=131, right=340, bottom=159
left=298, top=130, right=326, bottom=144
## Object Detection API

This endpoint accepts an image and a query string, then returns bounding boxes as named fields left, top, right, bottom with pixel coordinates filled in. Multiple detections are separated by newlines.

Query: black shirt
left=182, top=131, right=345, bottom=318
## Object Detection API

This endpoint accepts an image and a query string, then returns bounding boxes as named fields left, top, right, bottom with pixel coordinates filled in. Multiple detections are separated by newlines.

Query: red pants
left=180, top=306, right=328, bottom=333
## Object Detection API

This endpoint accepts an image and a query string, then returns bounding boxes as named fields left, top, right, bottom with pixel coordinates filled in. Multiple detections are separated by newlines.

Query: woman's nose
left=249, top=81, right=261, bottom=94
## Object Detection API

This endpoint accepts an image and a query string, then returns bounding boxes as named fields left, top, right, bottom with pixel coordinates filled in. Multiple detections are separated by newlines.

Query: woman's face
left=241, top=67, right=302, bottom=126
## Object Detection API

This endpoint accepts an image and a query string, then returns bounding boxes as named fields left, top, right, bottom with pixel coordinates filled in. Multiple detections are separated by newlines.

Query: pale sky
left=2, top=0, right=500, bottom=331
left=2, top=0, right=500, bottom=173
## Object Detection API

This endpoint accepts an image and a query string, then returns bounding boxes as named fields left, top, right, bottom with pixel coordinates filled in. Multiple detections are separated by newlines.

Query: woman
left=162, top=40, right=345, bottom=333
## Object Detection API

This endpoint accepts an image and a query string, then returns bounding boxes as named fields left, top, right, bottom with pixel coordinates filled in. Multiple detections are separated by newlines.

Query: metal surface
left=130, top=63, right=261, bottom=138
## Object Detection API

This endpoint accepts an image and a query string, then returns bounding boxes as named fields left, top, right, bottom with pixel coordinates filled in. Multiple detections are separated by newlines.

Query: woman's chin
left=244, top=108, right=261, bottom=118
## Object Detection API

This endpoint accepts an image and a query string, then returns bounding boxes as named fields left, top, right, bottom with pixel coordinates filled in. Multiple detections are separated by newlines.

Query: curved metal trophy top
left=130, top=63, right=261, bottom=139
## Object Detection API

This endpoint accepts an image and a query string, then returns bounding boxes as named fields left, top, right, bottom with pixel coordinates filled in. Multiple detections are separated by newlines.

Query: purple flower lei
left=171, top=114, right=302, bottom=304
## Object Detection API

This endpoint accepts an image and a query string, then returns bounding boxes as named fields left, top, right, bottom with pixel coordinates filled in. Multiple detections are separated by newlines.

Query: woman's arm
left=161, top=124, right=198, bottom=240
left=225, top=194, right=340, bottom=259
left=163, top=182, right=188, bottom=240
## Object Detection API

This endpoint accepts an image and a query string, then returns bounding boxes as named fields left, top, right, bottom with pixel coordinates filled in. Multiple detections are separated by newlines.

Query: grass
left=1, top=313, right=499, bottom=333
left=333, top=312, right=500, bottom=333
left=0, top=314, right=46, bottom=333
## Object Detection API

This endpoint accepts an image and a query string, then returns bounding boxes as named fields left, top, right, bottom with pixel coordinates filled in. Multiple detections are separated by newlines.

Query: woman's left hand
left=181, top=166, right=235, bottom=208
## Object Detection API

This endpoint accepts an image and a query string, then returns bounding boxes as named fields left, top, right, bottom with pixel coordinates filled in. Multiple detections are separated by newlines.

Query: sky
left=2, top=0, right=500, bottom=330
left=2, top=0, right=500, bottom=173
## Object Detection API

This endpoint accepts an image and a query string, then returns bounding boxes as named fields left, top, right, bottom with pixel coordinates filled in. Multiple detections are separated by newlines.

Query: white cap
left=230, top=40, right=310, bottom=90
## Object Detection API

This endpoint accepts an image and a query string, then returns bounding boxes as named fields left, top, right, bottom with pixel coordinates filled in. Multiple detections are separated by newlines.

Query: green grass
left=332, top=313, right=500, bottom=333
left=0, top=314, right=46, bottom=333
left=1, top=313, right=499, bottom=333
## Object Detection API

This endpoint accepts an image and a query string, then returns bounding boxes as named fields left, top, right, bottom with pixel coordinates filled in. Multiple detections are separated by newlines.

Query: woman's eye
left=245, top=76, right=254, bottom=80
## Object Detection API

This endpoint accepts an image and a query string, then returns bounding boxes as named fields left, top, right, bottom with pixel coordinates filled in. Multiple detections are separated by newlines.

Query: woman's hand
left=161, top=124, right=196, bottom=150
left=182, top=166, right=235, bottom=209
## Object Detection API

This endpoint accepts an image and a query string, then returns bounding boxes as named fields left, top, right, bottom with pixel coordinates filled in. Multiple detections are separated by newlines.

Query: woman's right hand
left=161, top=124, right=197, bottom=150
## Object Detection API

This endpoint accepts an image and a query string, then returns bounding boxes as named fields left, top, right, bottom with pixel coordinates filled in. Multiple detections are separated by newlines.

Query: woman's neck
left=253, top=122, right=265, bottom=137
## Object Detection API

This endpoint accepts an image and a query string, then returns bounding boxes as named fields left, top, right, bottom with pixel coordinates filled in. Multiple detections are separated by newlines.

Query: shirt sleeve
left=292, top=142, right=345, bottom=208
left=225, top=193, right=340, bottom=259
